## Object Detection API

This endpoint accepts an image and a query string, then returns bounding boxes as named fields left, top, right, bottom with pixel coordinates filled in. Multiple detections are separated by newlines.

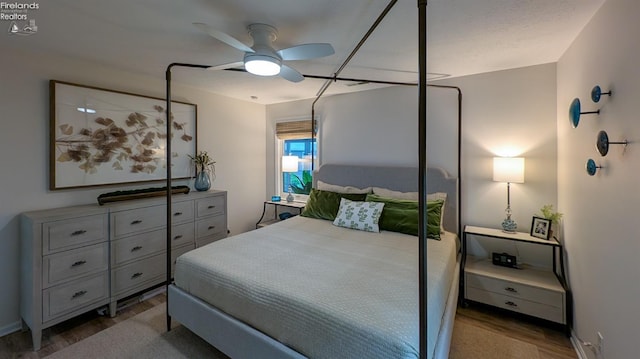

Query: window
left=276, top=120, right=317, bottom=200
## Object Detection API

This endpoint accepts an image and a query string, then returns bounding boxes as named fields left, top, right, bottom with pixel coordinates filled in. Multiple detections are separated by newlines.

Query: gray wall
left=558, top=0, right=640, bottom=357
left=0, top=47, right=266, bottom=335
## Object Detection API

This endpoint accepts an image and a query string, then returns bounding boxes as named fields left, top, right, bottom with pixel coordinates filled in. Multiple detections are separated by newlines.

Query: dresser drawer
left=196, top=215, right=226, bottom=239
left=466, top=286, right=564, bottom=324
left=112, top=205, right=165, bottom=237
left=112, top=254, right=165, bottom=296
left=43, top=272, right=109, bottom=322
left=170, top=222, right=195, bottom=248
left=171, top=244, right=195, bottom=274
left=43, top=242, right=109, bottom=288
left=196, top=234, right=225, bottom=247
left=112, top=228, right=165, bottom=266
left=466, top=272, right=563, bottom=307
left=43, top=215, right=107, bottom=254
left=169, top=201, right=195, bottom=224
left=196, top=196, right=226, bottom=218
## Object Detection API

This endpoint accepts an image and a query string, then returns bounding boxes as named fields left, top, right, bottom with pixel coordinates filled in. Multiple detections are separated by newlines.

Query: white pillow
left=317, top=180, right=372, bottom=194
left=333, top=198, right=384, bottom=233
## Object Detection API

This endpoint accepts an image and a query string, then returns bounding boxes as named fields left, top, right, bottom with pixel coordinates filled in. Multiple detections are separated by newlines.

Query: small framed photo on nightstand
left=530, top=216, right=551, bottom=240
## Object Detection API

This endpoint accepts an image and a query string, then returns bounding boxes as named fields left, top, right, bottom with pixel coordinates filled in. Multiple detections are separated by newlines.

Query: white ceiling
left=3, top=0, right=605, bottom=104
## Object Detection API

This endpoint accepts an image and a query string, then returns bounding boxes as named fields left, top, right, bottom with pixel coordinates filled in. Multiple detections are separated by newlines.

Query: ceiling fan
left=194, top=22, right=335, bottom=83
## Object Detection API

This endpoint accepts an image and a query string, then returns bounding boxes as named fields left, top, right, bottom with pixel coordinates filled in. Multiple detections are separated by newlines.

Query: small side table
left=256, top=200, right=306, bottom=228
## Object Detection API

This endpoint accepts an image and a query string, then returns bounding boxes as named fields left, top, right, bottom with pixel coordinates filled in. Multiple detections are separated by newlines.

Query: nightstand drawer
left=43, top=242, right=109, bottom=288
left=196, top=216, right=226, bottom=239
left=196, top=196, right=225, bottom=218
left=43, top=215, right=107, bottom=254
left=112, top=254, right=165, bottom=296
left=43, top=272, right=109, bottom=321
left=466, top=287, right=564, bottom=324
left=466, top=272, right=563, bottom=307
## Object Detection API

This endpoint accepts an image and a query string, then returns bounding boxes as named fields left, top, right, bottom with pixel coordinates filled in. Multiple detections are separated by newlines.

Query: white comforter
left=174, top=216, right=457, bottom=359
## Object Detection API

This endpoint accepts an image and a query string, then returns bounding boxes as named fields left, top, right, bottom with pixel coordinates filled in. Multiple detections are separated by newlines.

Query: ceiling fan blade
left=277, top=43, right=334, bottom=61
left=207, top=61, right=245, bottom=71
left=193, top=22, right=254, bottom=53
left=279, top=65, right=304, bottom=83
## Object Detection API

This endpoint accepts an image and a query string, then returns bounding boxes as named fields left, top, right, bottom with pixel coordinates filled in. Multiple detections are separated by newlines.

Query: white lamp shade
left=282, top=156, right=299, bottom=173
left=493, top=157, right=525, bottom=183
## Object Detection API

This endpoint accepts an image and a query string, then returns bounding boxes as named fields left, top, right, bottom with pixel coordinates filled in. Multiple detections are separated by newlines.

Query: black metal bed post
left=310, top=0, right=398, bottom=169
left=165, top=63, right=211, bottom=332
left=417, top=1, right=428, bottom=358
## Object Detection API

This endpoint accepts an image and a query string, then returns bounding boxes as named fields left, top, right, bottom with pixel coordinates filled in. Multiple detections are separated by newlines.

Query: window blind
left=276, top=120, right=314, bottom=140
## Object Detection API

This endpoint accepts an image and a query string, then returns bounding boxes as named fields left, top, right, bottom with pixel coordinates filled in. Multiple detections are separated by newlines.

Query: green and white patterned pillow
left=332, top=198, right=385, bottom=233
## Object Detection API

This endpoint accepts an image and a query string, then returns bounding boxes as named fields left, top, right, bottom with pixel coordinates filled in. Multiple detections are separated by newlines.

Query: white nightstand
left=461, top=225, right=570, bottom=335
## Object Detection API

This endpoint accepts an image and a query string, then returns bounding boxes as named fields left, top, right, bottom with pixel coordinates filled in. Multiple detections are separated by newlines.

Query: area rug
left=44, top=304, right=227, bottom=359
left=46, top=304, right=541, bottom=359
left=449, top=321, right=540, bottom=359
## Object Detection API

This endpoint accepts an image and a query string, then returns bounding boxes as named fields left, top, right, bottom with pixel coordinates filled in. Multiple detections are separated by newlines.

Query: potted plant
left=539, top=204, right=563, bottom=238
left=188, top=151, right=216, bottom=191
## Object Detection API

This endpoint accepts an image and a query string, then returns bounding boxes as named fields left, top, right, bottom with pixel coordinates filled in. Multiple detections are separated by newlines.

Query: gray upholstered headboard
left=313, top=164, right=459, bottom=235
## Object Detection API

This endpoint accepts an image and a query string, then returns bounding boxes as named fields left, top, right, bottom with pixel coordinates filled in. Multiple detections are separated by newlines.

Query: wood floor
left=456, top=302, right=578, bottom=359
left=1, top=294, right=577, bottom=359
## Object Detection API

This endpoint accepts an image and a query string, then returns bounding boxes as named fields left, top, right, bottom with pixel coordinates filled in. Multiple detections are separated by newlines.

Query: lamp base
left=286, top=192, right=294, bottom=203
left=501, top=217, right=517, bottom=233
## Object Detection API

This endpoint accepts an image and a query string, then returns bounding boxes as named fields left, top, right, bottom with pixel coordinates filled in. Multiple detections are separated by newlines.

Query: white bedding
left=174, top=215, right=458, bottom=359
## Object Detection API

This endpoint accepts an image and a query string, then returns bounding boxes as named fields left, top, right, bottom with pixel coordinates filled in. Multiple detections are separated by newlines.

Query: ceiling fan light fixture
left=244, top=54, right=281, bottom=76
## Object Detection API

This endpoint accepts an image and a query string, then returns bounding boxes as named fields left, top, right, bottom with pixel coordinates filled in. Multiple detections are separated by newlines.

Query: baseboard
left=0, top=320, right=22, bottom=338
left=571, top=330, right=589, bottom=359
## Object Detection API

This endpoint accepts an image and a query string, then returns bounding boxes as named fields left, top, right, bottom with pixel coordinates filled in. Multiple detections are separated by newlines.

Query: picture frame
left=50, top=80, right=197, bottom=190
left=530, top=216, right=552, bottom=240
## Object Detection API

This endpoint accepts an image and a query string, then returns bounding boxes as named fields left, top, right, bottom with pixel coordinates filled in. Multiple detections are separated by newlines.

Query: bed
left=168, top=164, right=460, bottom=359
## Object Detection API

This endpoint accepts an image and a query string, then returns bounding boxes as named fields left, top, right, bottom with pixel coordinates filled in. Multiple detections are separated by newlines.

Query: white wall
left=558, top=0, right=640, bottom=357
left=436, top=64, right=558, bottom=234
left=0, top=47, right=265, bottom=335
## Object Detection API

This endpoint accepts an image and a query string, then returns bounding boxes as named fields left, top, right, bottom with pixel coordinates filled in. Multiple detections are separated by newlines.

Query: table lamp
left=493, top=157, right=525, bottom=233
left=282, top=155, right=299, bottom=202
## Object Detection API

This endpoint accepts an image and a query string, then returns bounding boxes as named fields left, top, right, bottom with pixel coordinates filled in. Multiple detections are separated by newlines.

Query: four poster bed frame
left=164, top=1, right=463, bottom=358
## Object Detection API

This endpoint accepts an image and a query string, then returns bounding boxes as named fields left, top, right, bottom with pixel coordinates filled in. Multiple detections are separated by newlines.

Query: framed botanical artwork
left=530, top=216, right=551, bottom=240
left=49, top=80, right=197, bottom=190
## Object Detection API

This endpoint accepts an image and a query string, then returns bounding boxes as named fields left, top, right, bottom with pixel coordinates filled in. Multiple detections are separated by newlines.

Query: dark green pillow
left=301, top=189, right=368, bottom=221
left=365, top=194, right=444, bottom=239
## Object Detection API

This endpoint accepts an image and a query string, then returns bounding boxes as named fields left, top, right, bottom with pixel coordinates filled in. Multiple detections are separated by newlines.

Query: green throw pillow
left=301, top=189, right=368, bottom=221
left=365, top=194, right=444, bottom=239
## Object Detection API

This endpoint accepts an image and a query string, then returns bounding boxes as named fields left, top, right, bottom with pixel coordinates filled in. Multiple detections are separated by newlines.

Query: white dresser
left=20, top=190, right=227, bottom=350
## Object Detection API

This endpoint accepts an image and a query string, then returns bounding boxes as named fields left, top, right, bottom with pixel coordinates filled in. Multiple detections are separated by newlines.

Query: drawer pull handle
left=208, top=225, right=216, bottom=230
left=173, top=235, right=183, bottom=240
left=71, top=260, right=87, bottom=267
left=72, top=290, right=87, bottom=299
left=131, top=220, right=142, bottom=225
left=131, top=246, right=143, bottom=252
left=504, top=287, right=518, bottom=293
left=208, top=205, right=216, bottom=209
left=505, top=301, right=518, bottom=307
left=71, top=230, right=87, bottom=236
left=131, top=272, right=143, bottom=279
left=174, top=212, right=183, bottom=216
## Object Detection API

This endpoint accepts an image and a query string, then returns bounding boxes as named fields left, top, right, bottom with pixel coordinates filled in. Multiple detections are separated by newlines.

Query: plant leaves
left=95, top=117, right=114, bottom=126
left=57, top=152, right=71, bottom=162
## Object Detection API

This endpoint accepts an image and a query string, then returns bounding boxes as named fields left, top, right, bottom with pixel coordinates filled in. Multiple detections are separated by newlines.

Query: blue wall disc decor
left=585, top=158, right=600, bottom=176
left=569, top=97, right=600, bottom=128
left=569, top=98, right=581, bottom=128
left=591, top=85, right=612, bottom=103
left=596, top=130, right=628, bottom=156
